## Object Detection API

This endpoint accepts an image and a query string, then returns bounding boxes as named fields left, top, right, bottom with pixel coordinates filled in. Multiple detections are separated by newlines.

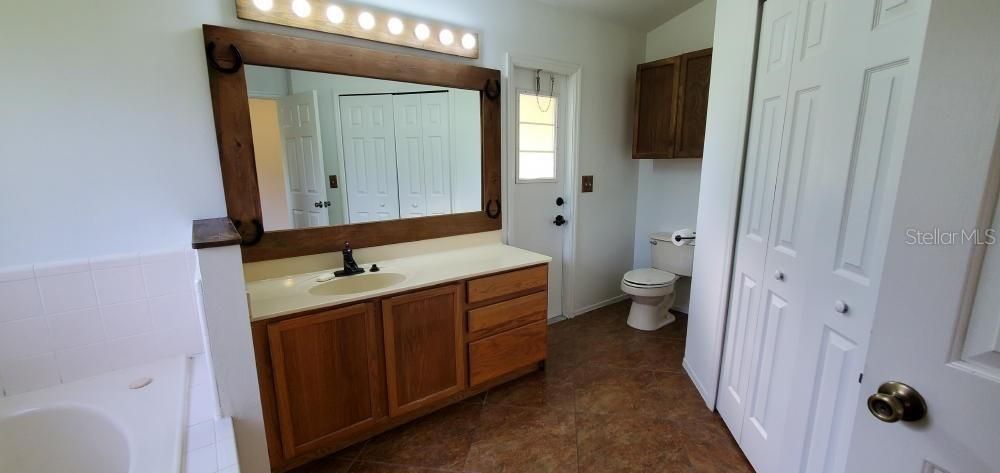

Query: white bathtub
left=0, top=356, right=188, bottom=473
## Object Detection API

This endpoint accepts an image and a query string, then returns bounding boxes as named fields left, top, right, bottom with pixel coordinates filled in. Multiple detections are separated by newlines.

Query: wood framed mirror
left=202, top=25, right=501, bottom=263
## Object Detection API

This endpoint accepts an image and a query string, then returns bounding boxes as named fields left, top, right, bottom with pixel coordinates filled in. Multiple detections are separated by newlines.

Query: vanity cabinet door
left=381, top=284, right=465, bottom=417
left=267, top=302, right=384, bottom=459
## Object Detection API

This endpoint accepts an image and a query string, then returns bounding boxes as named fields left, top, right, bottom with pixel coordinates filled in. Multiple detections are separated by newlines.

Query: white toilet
left=621, top=232, right=695, bottom=331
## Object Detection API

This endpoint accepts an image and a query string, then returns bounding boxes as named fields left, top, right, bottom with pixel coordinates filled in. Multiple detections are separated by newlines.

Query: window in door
left=516, top=92, right=558, bottom=182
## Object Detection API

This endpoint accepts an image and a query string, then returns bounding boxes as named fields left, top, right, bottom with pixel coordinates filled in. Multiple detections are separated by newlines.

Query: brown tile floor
left=292, top=301, right=753, bottom=473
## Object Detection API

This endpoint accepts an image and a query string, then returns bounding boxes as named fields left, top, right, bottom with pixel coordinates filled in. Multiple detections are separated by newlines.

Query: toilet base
left=626, top=293, right=676, bottom=331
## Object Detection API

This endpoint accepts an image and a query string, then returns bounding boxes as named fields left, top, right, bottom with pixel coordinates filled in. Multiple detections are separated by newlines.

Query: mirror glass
left=245, top=65, right=482, bottom=230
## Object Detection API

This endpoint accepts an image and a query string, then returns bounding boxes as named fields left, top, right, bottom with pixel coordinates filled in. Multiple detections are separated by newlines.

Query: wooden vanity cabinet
left=253, top=264, right=548, bottom=472
left=632, top=47, right=713, bottom=159
left=264, top=303, right=385, bottom=460
left=381, top=284, right=465, bottom=417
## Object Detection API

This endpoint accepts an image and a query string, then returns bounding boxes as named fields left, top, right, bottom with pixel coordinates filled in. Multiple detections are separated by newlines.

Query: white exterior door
left=846, top=2, right=1000, bottom=472
left=277, top=90, right=329, bottom=228
left=508, top=67, right=568, bottom=319
left=393, top=92, right=452, bottom=219
left=339, top=94, right=400, bottom=223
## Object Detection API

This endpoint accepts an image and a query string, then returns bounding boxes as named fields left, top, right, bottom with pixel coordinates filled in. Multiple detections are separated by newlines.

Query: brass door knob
left=867, top=381, right=927, bottom=423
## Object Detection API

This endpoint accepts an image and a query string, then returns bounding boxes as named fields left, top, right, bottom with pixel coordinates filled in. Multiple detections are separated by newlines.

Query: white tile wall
left=184, top=355, right=239, bottom=473
left=0, top=249, right=204, bottom=397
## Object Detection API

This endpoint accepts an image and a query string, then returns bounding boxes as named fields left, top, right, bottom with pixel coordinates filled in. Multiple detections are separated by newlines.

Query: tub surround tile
left=186, top=443, right=219, bottom=473
left=0, top=317, right=52, bottom=360
left=33, top=258, right=90, bottom=277
left=0, top=353, right=60, bottom=396
left=0, top=265, right=35, bottom=283
left=46, top=307, right=104, bottom=350
left=54, top=343, right=113, bottom=383
left=100, top=299, right=153, bottom=339
left=37, top=271, right=98, bottom=314
left=0, top=249, right=205, bottom=397
left=89, top=253, right=142, bottom=270
left=0, top=278, right=43, bottom=322
left=187, top=420, right=217, bottom=452
left=93, top=265, right=147, bottom=305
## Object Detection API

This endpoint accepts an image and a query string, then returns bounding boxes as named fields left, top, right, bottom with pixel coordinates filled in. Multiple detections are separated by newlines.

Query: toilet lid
left=623, top=268, right=677, bottom=287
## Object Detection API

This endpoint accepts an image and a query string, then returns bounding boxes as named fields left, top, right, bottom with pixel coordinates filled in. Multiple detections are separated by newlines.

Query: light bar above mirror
left=235, top=0, right=480, bottom=59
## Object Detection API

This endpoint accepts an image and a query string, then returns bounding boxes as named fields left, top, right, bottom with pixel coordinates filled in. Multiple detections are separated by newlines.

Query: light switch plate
left=582, top=175, right=594, bottom=193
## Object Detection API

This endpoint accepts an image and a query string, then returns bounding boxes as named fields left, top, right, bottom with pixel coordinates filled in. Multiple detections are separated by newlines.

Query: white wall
left=683, top=0, right=760, bottom=407
left=633, top=0, right=717, bottom=314
left=0, top=1, right=643, bottom=472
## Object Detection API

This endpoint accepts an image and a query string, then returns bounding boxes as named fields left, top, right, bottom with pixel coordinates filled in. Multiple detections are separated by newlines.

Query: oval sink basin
left=309, top=272, right=406, bottom=296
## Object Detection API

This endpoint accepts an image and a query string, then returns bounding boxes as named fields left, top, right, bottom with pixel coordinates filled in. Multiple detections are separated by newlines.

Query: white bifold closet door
left=718, top=0, right=931, bottom=472
left=393, top=92, right=453, bottom=218
left=340, top=94, right=401, bottom=223
left=340, top=92, right=453, bottom=223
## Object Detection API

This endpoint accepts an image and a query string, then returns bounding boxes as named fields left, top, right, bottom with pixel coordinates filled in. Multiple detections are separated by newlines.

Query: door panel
left=340, top=94, right=400, bottom=223
left=381, top=284, right=465, bottom=417
left=717, top=0, right=798, bottom=447
left=393, top=93, right=452, bottom=219
left=278, top=91, right=329, bottom=228
left=508, top=67, right=568, bottom=318
left=267, top=303, right=383, bottom=459
left=847, top=1, right=1000, bottom=472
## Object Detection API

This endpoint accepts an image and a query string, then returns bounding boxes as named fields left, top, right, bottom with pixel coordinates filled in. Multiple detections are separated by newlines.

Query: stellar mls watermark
left=905, top=228, right=997, bottom=245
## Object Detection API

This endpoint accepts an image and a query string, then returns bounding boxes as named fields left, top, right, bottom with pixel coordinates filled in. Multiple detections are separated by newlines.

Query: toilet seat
left=622, top=268, right=677, bottom=288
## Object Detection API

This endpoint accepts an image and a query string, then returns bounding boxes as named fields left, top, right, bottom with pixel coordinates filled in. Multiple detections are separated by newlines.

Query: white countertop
left=246, top=243, right=551, bottom=322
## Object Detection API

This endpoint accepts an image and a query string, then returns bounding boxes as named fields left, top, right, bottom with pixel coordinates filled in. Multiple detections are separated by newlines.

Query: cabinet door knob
left=834, top=300, right=849, bottom=314
left=774, top=270, right=785, bottom=281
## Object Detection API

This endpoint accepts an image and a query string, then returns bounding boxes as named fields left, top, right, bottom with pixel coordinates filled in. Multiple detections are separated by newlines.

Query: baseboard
left=547, top=315, right=568, bottom=325
left=683, top=357, right=715, bottom=410
left=572, top=294, right=628, bottom=317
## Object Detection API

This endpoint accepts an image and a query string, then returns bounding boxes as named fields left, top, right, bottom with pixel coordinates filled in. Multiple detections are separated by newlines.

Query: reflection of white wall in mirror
left=451, top=89, right=482, bottom=213
left=248, top=99, right=292, bottom=231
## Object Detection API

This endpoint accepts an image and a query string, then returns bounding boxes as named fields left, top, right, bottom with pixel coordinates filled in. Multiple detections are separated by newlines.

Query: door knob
left=774, top=270, right=785, bottom=281
left=867, top=381, right=927, bottom=423
left=553, top=215, right=567, bottom=226
left=834, top=300, right=849, bottom=314
left=556, top=197, right=565, bottom=206
left=314, top=202, right=323, bottom=208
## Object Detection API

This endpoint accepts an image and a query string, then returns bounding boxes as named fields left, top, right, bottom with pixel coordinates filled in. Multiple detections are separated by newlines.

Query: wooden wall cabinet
left=632, top=48, right=713, bottom=159
left=252, top=264, right=548, bottom=472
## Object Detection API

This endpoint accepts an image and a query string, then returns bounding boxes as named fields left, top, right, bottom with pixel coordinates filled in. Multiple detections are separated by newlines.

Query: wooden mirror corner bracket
left=202, top=25, right=501, bottom=263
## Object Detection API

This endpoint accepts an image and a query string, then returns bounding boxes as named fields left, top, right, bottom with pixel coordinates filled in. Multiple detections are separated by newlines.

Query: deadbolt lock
left=867, top=381, right=927, bottom=423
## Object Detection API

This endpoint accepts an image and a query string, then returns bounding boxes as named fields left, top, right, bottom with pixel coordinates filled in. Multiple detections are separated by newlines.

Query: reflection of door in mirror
left=279, top=91, right=329, bottom=229
left=341, top=93, right=453, bottom=223
left=246, top=65, right=482, bottom=231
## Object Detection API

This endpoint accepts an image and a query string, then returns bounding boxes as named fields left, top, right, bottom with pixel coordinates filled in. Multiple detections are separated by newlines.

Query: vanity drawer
left=469, top=320, right=547, bottom=386
left=466, top=265, right=547, bottom=304
left=468, top=291, right=547, bottom=339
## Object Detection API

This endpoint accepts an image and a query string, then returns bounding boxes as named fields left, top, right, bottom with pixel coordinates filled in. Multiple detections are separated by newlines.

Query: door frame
left=503, top=53, right=582, bottom=319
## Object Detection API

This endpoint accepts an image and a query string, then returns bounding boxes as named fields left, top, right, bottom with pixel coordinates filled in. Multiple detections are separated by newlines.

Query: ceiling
left=534, top=0, right=703, bottom=32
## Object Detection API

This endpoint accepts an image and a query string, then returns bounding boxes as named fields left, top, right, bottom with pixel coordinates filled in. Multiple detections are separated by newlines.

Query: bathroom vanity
left=245, top=244, right=550, bottom=470
left=197, top=25, right=541, bottom=472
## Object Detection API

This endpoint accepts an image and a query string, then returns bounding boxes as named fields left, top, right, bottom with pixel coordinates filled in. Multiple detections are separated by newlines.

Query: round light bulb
left=439, top=29, right=454, bottom=46
left=414, top=23, right=430, bottom=41
left=461, top=33, right=476, bottom=50
left=358, top=11, right=375, bottom=30
left=387, top=17, right=404, bottom=35
left=252, top=0, right=273, bottom=11
left=326, top=5, right=344, bottom=23
left=291, top=0, right=311, bottom=17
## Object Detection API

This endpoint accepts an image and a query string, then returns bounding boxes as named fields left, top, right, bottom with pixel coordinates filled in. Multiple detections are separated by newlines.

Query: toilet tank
left=649, top=232, right=694, bottom=277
